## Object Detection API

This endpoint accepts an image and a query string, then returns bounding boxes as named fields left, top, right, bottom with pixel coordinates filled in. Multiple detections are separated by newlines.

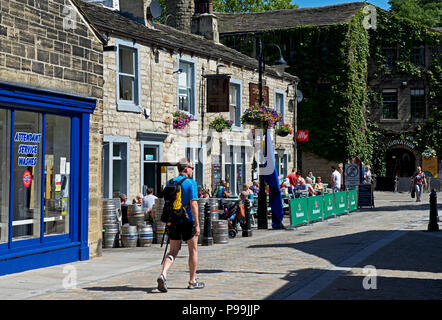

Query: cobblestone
left=0, top=191, right=440, bottom=300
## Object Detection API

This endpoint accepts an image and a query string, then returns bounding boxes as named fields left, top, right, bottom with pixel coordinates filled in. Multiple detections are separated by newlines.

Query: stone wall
left=0, top=0, right=104, bottom=258
left=102, top=35, right=295, bottom=202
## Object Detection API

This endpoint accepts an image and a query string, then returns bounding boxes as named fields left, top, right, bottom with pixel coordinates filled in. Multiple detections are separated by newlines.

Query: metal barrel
left=103, top=221, right=119, bottom=248
left=121, top=224, right=138, bottom=247
left=198, top=198, right=209, bottom=244
left=137, top=222, right=154, bottom=247
left=128, top=204, right=145, bottom=226
left=103, top=199, right=117, bottom=224
left=152, top=199, right=166, bottom=244
left=212, top=219, right=228, bottom=244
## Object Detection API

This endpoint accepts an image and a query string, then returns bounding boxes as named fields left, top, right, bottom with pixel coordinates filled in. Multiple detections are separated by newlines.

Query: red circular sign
left=23, top=170, right=32, bottom=188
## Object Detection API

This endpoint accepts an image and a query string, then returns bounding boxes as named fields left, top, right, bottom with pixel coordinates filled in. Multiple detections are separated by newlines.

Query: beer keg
left=103, top=223, right=119, bottom=248
left=103, top=199, right=117, bottom=224
left=128, top=204, right=145, bottom=226
left=137, top=222, right=154, bottom=247
left=212, top=219, right=228, bottom=244
left=121, top=224, right=138, bottom=247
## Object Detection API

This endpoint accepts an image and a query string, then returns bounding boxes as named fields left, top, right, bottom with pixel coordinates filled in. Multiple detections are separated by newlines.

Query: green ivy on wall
left=368, top=9, right=441, bottom=170
left=220, top=7, right=441, bottom=175
left=221, top=11, right=371, bottom=164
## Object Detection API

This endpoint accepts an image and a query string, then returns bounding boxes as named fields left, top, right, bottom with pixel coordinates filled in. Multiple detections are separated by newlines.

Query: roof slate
left=72, top=0, right=298, bottom=81
left=216, top=2, right=368, bottom=35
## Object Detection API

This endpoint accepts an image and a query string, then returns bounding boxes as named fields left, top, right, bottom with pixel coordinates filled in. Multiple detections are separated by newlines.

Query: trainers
left=188, top=279, right=205, bottom=289
left=157, top=274, right=168, bottom=293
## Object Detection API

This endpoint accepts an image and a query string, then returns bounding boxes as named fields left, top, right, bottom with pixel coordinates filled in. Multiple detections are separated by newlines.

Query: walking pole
left=160, top=226, right=169, bottom=265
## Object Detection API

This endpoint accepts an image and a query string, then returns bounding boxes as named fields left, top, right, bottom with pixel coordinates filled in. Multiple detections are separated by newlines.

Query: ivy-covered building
left=217, top=2, right=441, bottom=188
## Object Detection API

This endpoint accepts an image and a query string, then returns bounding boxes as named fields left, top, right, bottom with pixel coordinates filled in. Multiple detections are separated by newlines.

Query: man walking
left=157, top=158, right=204, bottom=292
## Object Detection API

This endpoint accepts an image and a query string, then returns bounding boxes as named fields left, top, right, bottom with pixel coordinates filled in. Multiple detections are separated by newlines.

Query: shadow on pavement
left=197, top=269, right=285, bottom=275
left=84, top=285, right=179, bottom=294
left=248, top=229, right=442, bottom=300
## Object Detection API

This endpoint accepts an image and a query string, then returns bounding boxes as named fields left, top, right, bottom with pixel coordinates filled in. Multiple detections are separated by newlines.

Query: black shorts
left=168, top=220, right=196, bottom=241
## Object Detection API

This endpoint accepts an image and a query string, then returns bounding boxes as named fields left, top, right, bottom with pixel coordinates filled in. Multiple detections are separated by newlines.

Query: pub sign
left=206, top=74, right=230, bottom=112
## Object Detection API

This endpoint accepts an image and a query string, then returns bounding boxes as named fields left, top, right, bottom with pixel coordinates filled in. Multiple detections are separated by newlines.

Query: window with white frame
left=186, top=146, right=204, bottom=187
left=117, top=40, right=140, bottom=112
left=103, top=137, right=129, bottom=199
left=410, top=89, right=425, bottom=119
left=275, top=89, right=285, bottom=123
left=229, top=80, right=242, bottom=128
left=224, top=146, right=246, bottom=195
left=178, top=59, right=196, bottom=115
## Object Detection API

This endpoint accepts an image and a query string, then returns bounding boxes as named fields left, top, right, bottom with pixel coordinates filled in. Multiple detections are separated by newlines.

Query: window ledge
left=117, top=101, right=142, bottom=113
left=380, top=118, right=401, bottom=122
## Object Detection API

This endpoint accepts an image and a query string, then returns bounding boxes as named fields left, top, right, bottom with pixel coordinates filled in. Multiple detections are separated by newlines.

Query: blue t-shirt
left=167, top=175, right=198, bottom=222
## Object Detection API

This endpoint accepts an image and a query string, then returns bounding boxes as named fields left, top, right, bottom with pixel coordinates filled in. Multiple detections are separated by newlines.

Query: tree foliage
left=212, top=0, right=298, bottom=13
left=388, top=0, right=442, bottom=27
left=155, top=0, right=298, bottom=23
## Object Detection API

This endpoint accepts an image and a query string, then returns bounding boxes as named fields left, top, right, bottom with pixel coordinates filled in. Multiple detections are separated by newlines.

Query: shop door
left=7, top=110, right=72, bottom=244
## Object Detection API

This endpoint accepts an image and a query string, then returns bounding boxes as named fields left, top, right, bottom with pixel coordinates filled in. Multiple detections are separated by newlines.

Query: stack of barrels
left=152, top=198, right=167, bottom=244
left=102, top=199, right=119, bottom=248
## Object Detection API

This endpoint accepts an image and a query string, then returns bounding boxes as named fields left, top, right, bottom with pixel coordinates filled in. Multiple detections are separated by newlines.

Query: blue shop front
left=0, top=82, right=95, bottom=275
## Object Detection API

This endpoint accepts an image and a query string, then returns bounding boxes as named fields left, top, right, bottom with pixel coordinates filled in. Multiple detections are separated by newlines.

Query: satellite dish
left=296, top=89, right=303, bottom=103
left=148, top=0, right=162, bottom=19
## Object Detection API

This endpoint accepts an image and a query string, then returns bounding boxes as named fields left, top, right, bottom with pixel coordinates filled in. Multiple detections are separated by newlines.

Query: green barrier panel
left=323, top=193, right=335, bottom=219
left=289, top=197, right=308, bottom=226
left=335, top=191, right=348, bottom=215
left=348, top=189, right=358, bottom=212
left=308, top=195, right=323, bottom=223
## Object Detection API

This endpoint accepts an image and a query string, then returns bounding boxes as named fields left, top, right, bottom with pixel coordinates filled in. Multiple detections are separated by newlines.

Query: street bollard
left=427, top=189, right=439, bottom=232
left=202, top=202, right=214, bottom=246
left=242, top=199, right=253, bottom=237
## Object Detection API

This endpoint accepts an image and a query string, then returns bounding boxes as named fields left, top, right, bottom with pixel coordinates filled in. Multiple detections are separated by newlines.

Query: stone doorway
left=386, top=147, right=416, bottom=177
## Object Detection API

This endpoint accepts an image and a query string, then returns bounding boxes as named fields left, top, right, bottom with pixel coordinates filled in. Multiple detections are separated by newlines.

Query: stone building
left=0, top=0, right=104, bottom=274
left=216, top=2, right=441, bottom=187
left=76, top=0, right=298, bottom=234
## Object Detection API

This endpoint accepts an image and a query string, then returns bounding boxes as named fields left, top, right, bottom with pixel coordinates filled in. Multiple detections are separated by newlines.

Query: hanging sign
left=206, top=74, right=230, bottom=112
left=297, top=130, right=309, bottom=142
left=422, top=156, right=438, bottom=178
left=23, top=170, right=32, bottom=188
left=249, top=83, right=269, bottom=106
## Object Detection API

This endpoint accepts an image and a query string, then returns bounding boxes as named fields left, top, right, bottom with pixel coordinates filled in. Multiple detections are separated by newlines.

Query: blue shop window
left=0, top=82, right=95, bottom=274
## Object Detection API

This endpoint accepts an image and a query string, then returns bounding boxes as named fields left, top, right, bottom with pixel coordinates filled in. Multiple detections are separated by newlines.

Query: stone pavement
left=0, top=191, right=441, bottom=301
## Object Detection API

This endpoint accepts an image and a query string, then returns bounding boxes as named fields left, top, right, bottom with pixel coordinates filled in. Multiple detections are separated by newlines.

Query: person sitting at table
left=295, top=178, right=308, bottom=192
left=215, top=180, right=231, bottom=198
left=249, top=181, right=259, bottom=197
left=242, top=184, right=253, bottom=196
left=307, top=171, right=316, bottom=184
left=315, top=177, right=325, bottom=195
left=305, top=177, right=316, bottom=196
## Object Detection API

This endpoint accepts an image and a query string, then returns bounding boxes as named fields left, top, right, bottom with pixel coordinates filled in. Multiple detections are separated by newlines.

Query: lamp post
left=256, top=37, right=288, bottom=229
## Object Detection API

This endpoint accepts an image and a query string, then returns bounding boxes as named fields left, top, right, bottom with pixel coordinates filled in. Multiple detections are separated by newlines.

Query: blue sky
left=292, top=0, right=391, bottom=11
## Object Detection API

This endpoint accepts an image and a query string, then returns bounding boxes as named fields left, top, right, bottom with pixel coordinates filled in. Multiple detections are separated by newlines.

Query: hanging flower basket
left=172, top=110, right=195, bottom=130
left=209, top=116, right=233, bottom=132
left=275, top=124, right=293, bottom=137
left=422, top=146, right=436, bottom=158
left=240, top=104, right=282, bottom=129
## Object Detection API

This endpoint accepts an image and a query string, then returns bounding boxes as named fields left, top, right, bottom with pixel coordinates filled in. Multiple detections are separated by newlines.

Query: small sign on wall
left=297, top=130, right=309, bottom=142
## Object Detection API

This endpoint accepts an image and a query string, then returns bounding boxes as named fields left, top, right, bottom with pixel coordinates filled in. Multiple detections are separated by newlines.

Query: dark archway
left=386, top=147, right=416, bottom=177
